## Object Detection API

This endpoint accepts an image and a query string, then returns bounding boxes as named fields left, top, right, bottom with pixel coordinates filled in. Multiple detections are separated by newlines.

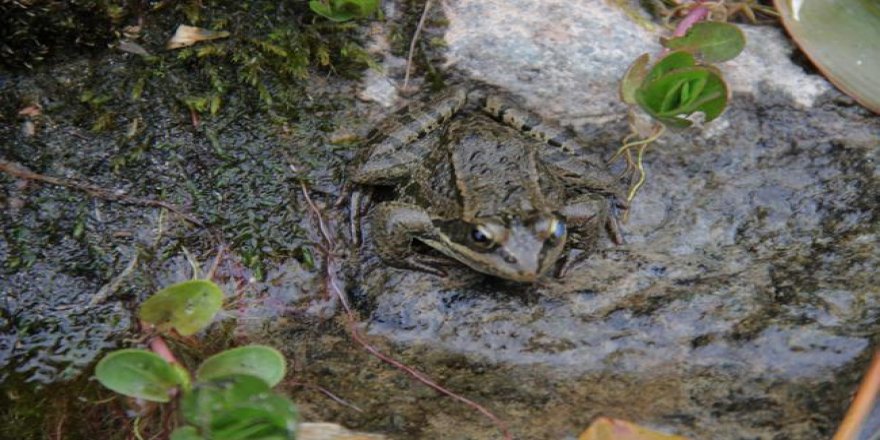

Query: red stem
left=672, top=2, right=709, bottom=37
left=149, top=335, right=179, bottom=365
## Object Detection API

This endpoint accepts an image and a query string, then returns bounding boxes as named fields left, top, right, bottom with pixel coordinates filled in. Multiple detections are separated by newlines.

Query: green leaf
left=94, top=349, right=184, bottom=402
left=309, top=0, right=379, bottom=22
left=170, top=426, right=204, bottom=440
left=636, top=66, right=728, bottom=127
left=139, top=280, right=224, bottom=336
left=775, top=0, right=880, bottom=113
left=173, top=361, right=194, bottom=392
left=662, top=21, right=746, bottom=63
left=196, top=345, right=287, bottom=387
left=620, top=53, right=650, bottom=104
left=182, top=375, right=297, bottom=439
left=643, top=51, right=696, bottom=86
left=309, top=1, right=347, bottom=22
left=211, top=394, right=297, bottom=440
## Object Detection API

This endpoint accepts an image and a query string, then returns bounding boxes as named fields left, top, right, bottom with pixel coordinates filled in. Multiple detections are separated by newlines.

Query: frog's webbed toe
left=370, top=201, right=449, bottom=277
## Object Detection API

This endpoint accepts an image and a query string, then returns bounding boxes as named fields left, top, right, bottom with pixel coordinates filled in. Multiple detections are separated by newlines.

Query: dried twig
left=290, top=163, right=512, bottom=439
left=0, top=159, right=203, bottom=227
left=290, top=381, right=365, bottom=413
left=402, top=0, right=433, bottom=91
left=90, top=253, right=139, bottom=306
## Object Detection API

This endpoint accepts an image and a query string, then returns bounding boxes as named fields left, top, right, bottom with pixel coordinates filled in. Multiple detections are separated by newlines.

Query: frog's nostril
left=504, top=255, right=517, bottom=264
left=517, top=270, right=537, bottom=283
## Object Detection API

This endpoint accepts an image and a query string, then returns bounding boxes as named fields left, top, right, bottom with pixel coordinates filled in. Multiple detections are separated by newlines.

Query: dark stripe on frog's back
left=372, top=88, right=467, bottom=150
left=407, top=137, right=463, bottom=218
left=481, top=94, right=621, bottom=196
left=354, top=88, right=468, bottom=184
left=482, top=95, right=588, bottom=156
left=447, top=115, right=547, bottom=219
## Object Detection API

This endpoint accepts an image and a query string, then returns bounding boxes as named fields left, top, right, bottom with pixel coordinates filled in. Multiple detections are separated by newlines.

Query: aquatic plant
left=95, top=279, right=297, bottom=439
left=614, top=15, right=746, bottom=202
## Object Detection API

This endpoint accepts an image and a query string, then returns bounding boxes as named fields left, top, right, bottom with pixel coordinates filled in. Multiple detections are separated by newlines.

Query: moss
left=5, top=0, right=377, bottom=124
left=0, top=0, right=125, bottom=69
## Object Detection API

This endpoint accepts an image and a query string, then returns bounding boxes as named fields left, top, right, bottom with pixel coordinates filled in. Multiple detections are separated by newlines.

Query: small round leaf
left=643, top=51, right=696, bottom=85
left=95, top=349, right=184, bottom=402
left=774, top=0, right=880, bottom=113
left=139, top=280, right=224, bottom=336
left=181, top=374, right=296, bottom=439
left=196, top=345, right=286, bottom=387
left=662, top=21, right=746, bottom=63
left=620, top=53, right=651, bottom=104
left=170, top=426, right=204, bottom=440
left=309, top=0, right=379, bottom=22
left=636, top=66, right=728, bottom=127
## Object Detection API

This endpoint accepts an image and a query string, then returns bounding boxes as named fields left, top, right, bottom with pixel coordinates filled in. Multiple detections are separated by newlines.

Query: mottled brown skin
left=352, top=86, right=626, bottom=283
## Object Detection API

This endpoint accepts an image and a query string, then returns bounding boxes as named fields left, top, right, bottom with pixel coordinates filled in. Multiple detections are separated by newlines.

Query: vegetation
left=614, top=18, right=746, bottom=201
left=309, top=0, right=381, bottom=22
left=95, top=279, right=297, bottom=440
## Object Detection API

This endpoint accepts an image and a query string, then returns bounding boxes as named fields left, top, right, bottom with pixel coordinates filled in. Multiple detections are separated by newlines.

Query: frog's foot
left=561, top=193, right=628, bottom=245
left=560, top=194, right=606, bottom=238
left=553, top=252, right=577, bottom=279
left=607, top=211, right=626, bottom=245
left=370, top=201, right=449, bottom=277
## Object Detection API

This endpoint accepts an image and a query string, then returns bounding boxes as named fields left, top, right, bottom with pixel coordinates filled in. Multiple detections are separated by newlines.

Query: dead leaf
left=118, top=40, right=151, bottom=56
left=166, top=24, right=230, bottom=50
left=298, top=422, right=387, bottom=440
left=579, top=417, right=689, bottom=440
left=18, top=104, right=42, bottom=118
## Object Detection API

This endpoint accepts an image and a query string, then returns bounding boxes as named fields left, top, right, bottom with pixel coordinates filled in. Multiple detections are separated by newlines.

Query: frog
left=351, top=86, right=627, bottom=283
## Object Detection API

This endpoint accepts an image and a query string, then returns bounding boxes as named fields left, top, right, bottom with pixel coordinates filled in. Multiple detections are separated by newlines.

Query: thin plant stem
left=628, top=143, right=651, bottom=202
left=403, top=0, right=433, bottom=91
left=0, top=159, right=203, bottom=226
left=133, top=417, right=144, bottom=440
left=611, top=123, right=666, bottom=203
left=672, top=2, right=709, bottom=38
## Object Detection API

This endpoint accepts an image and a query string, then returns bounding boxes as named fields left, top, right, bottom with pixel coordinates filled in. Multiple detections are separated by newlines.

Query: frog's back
left=445, top=115, right=559, bottom=220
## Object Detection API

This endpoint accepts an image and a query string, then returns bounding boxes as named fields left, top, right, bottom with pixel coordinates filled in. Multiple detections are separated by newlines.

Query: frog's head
left=429, top=212, right=568, bottom=283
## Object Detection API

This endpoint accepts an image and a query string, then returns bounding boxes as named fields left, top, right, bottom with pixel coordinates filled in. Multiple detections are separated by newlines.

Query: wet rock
left=352, top=0, right=880, bottom=438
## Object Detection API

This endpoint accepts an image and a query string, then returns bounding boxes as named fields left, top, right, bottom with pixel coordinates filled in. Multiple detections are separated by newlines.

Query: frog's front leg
left=553, top=193, right=625, bottom=278
left=370, top=201, right=450, bottom=277
left=560, top=192, right=625, bottom=245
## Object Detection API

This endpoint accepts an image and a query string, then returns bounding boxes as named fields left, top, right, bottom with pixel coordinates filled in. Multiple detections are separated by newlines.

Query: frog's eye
left=549, top=218, right=566, bottom=240
left=470, top=225, right=493, bottom=244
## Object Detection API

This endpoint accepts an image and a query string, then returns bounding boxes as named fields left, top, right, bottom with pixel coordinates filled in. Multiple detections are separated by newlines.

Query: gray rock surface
left=354, top=0, right=880, bottom=438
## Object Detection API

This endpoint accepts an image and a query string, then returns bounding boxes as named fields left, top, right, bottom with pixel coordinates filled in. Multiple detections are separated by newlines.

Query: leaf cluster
left=621, top=21, right=745, bottom=127
left=94, top=280, right=297, bottom=440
